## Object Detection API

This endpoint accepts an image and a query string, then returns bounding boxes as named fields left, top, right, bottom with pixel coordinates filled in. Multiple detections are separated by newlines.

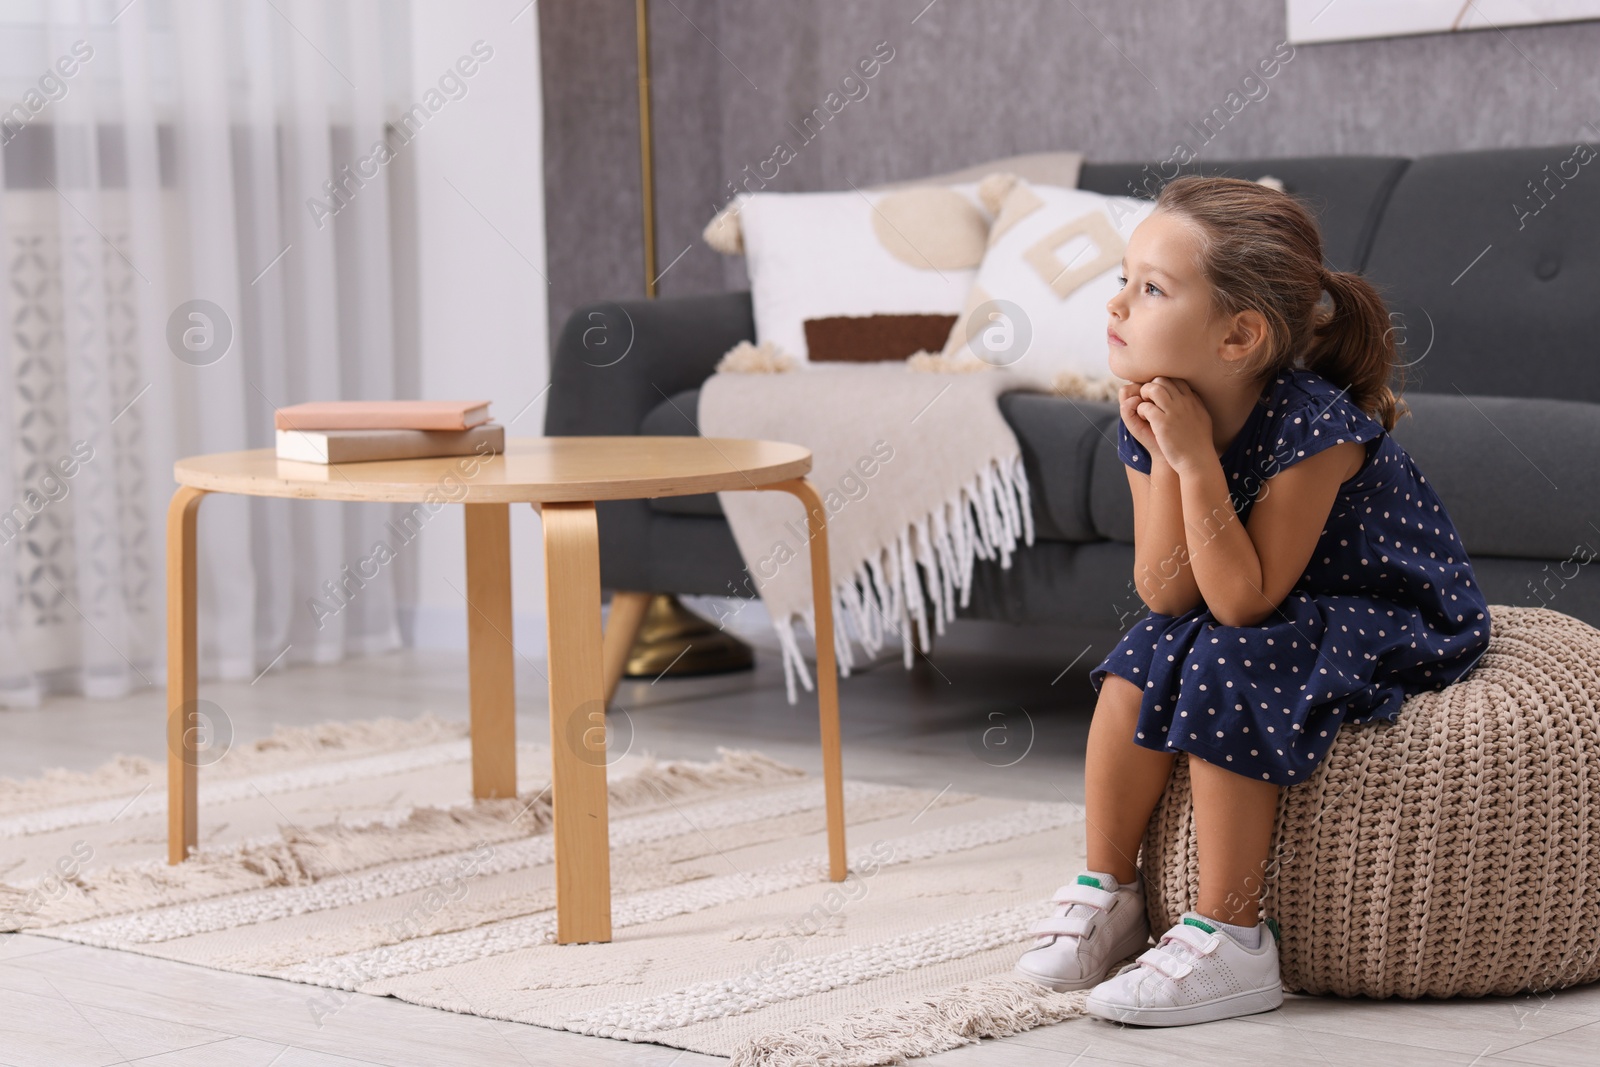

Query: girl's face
left=1106, top=210, right=1238, bottom=386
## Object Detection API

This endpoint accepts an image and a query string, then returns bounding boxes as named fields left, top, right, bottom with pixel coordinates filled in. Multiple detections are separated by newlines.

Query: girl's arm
left=1176, top=440, right=1366, bottom=627
left=1121, top=382, right=1203, bottom=615
left=1129, top=451, right=1205, bottom=616
left=1132, top=375, right=1368, bottom=628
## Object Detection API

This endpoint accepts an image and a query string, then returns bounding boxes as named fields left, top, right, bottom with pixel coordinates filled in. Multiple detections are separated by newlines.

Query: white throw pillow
left=938, top=178, right=1157, bottom=384
left=701, top=151, right=1085, bottom=255
left=737, top=183, right=993, bottom=362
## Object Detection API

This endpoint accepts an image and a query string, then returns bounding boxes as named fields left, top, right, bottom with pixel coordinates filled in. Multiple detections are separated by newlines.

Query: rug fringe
left=728, top=974, right=1088, bottom=1066
left=775, top=453, right=1033, bottom=700
left=1, top=747, right=807, bottom=932
left=0, top=713, right=470, bottom=818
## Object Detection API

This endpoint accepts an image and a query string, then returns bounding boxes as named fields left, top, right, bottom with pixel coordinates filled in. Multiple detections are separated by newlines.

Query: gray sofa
left=546, top=144, right=1600, bottom=648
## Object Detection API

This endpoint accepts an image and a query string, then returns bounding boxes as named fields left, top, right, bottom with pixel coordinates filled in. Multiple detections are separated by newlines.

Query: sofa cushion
left=1088, top=410, right=1137, bottom=546
left=1388, top=393, right=1600, bottom=560
left=1077, top=155, right=1409, bottom=274
left=938, top=181, right=1157, bottom=383
left=640, top=389, right=724, bottom=516
left=1362, top=143, right=1600, bottom=405
left=998, top=393, right=1119, bottom=542
left=737, top=184, right=989, bottom=361
left=1086, top=390, right=1600, bottom=563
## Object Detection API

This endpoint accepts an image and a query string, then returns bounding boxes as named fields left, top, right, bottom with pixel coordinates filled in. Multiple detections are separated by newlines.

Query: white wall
left=404, top=1, right=550, bottom=658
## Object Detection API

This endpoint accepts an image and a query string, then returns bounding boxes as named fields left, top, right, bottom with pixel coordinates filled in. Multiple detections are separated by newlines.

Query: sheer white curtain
left=0, top=0, right=414, bottom=704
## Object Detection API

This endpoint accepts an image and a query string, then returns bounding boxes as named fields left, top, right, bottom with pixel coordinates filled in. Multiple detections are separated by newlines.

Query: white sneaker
left=1085, top=912, right=1284, bottom=1027
left=1014, top=873, right=1151, bottom=992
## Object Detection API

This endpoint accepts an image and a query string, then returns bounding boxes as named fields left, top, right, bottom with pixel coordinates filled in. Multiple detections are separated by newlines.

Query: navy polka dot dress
left=1089, top=367, right=1492, bottom=786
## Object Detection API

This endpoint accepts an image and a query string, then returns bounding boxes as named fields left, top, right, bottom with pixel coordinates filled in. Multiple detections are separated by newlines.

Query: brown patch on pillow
left=804, top=313, right=960, bottom=363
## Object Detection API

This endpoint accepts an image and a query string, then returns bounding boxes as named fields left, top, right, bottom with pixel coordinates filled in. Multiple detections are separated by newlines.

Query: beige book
left=275, top=423, right=505, bottom=464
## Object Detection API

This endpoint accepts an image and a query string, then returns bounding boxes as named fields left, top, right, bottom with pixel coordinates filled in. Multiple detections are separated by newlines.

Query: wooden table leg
left=166, top=485, right=208, bottom=865
left=768, top=479, right=847, bottom=882
left=539, top=501, right=612, bottom=943
left=464, top=503, right=518, bottom=799
left=601, top=591, right=651, bottom=707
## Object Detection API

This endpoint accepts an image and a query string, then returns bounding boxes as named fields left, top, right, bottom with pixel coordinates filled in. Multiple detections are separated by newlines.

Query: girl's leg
left=1085, top=673, right=1175, bottom=884
left=1084, top=753, right=1288, bottom=1024
left=1189, top=755, right=1282, bottom=925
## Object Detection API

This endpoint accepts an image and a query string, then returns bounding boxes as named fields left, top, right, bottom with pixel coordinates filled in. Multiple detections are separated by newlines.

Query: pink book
left=274, top=400, right=491, bottom=432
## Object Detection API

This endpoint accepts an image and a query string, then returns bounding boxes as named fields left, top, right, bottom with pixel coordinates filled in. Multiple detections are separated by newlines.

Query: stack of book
left=273, top=400, right=504, bottom=463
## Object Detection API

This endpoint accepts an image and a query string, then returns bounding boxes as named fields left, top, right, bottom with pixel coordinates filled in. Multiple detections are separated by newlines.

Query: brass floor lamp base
left=622, top=594, right=754, bottom=678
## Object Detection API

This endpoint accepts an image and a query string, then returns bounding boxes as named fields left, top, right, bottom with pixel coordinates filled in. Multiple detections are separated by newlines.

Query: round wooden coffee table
left=167, top=436, right=846, bottom=944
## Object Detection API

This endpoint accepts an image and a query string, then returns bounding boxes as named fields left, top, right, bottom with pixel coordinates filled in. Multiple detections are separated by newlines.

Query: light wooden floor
left=2, top=620, right=1598, bottom=1066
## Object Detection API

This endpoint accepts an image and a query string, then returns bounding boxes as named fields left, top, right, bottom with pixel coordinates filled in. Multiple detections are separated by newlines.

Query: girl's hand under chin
left=1135, top=376, right=1214, bottom=473
left=1118, top=381, right=1163, bottom=460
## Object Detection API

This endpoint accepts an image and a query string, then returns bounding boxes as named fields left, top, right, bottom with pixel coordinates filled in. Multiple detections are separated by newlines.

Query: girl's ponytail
left=1305, top=269, right=1409, bottom=432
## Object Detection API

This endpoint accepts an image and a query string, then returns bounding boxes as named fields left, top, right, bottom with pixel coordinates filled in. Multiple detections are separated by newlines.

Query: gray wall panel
left=540, top=1, right=1600, bottom=352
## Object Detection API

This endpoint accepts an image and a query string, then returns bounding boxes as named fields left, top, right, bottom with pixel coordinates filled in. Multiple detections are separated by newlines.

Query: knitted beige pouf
left=1141, top=604, right=1600, bottom=998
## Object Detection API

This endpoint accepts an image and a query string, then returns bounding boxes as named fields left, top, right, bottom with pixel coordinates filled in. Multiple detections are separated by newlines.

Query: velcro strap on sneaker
left=1028, top=915, right=1094, bottom=939
left=1136, top=945, right=1192, bottom=980
left=1159, top=922, right=1220, bottom=957
left=1048, top=883, right=1116, bottom=911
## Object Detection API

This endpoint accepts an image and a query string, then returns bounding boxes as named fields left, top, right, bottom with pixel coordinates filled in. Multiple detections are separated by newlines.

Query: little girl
left=1015, top=175, right=1491, bottom=1026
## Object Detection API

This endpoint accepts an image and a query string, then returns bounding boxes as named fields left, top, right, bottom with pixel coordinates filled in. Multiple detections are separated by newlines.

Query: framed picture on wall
left=1288, top=0, right=1600, bottom=44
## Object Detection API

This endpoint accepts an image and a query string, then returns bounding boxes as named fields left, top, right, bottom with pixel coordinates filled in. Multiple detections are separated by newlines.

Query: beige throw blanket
left=699, top=363, right=1045, bottom=701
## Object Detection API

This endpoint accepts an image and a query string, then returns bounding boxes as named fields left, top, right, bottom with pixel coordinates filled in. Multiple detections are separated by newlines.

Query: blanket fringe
left=774, top=453, right=1033, bottom=702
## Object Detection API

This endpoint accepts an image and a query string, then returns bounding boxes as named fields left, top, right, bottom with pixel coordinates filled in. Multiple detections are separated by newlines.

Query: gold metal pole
left=620, top=0, right=754, bottom=684
left=636, top=0, right=657, bottom=298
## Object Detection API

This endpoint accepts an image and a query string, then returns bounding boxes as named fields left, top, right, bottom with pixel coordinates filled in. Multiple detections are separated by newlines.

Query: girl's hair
left=1151, top=174, right=1409, bottom=431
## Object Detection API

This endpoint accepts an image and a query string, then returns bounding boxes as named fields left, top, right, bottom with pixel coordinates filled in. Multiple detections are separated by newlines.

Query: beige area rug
left=0, top=715, right=1094, bottom=1064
